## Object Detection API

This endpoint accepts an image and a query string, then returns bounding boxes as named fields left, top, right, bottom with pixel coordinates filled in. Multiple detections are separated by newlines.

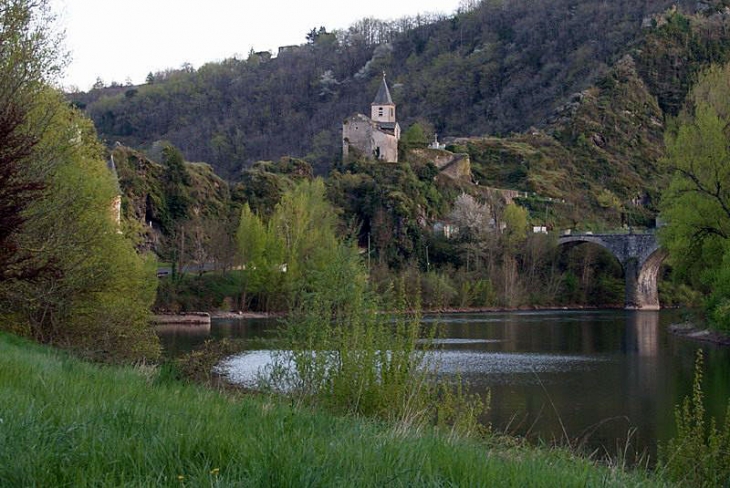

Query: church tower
left=371, top=73, right=396, bottom=123
left=342, top=73, right=401, bottom=162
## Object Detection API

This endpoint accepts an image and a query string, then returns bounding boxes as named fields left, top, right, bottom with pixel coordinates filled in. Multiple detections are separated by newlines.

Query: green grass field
left=0, top=333, right=667, bottom=487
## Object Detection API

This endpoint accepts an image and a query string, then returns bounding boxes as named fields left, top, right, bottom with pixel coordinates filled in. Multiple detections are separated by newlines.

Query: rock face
left=411, top=148, right=472, bottom=181
left=111, top=145, right=231, bottom=254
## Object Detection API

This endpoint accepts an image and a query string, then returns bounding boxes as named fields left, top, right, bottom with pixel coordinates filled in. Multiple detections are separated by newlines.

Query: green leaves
left=0, top=80, right=160, bottom=361
left=236, top=179, right=358, bottom=312
left=660, top=102, right=730, bottom=281
left=660, top=62, right=730, bottom=326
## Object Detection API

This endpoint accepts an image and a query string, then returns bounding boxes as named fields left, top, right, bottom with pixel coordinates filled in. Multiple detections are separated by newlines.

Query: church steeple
left=371, top=72, right=396, bottom=123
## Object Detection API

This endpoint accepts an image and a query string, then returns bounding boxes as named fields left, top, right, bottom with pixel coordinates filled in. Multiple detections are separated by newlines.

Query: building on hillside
left=342, top=74, right=401, bottom=163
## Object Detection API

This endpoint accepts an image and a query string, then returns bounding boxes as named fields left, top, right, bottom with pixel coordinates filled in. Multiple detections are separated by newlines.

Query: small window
left=378, top=107, right=383, bottom=117
left=390, top=108, right=394, bottom=117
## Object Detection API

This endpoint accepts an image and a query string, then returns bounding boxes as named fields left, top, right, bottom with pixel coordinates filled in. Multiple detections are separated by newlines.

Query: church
left=342, top=74, right=401, bottom=163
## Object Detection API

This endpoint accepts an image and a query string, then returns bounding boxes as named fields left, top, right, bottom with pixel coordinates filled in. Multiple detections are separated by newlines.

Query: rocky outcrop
left=411, top=148, right=472, bottom=181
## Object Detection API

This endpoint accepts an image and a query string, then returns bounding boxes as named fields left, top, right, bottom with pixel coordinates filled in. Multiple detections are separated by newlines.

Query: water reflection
left=156, top=310, right=730, bottom=463
left=157, top=317, right=278, bottom=357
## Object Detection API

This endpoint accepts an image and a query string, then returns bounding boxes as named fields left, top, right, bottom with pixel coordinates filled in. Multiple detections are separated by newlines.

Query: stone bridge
left=557, top=232, right=666, bottom=310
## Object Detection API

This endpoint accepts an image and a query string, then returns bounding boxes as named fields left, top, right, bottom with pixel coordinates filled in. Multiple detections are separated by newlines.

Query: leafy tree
left=0, top=0, right=63, bottom=283
left=660, top=62, right=730, bottom=328
left=400, top=122, right=430, bottom=150
left=660, top=104, right=730, bottom=280
left=236, top=179, right=352, bottom=312
left=502, top=203, right=529, bottom=248
left=0, top=1, right=159, bottom=361
left=2, top=90, right=159, bottom=360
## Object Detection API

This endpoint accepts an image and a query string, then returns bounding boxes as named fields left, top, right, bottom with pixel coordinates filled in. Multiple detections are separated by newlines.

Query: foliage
left=154, top=272, right=245, bottom=313
left=0, top=2, right=159, bottom=362
left=236, top=179, right=349, bottom=311
left=660, top=104, right=730, bottom=282
left=0, top=92, right=160, bottom=362
left=637, top=7, right=730, bottom=117
left=327, top=159, right=449, bottom=268
left=0, top=0, right=63, bottom=283
left=265, top=249, right=486, bottom=433
left=659, top=349, right=730, bottom=487
left=660, top=62, right=730, bottom=328
left=400, top=122, right=430, bottom=151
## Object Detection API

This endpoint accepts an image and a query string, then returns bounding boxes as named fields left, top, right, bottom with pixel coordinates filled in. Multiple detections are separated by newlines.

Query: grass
left=0, top=332, right=668, bottom=487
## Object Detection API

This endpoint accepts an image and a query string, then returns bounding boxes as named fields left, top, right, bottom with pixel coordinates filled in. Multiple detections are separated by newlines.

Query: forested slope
left=71, top=0, right=706, bottom=178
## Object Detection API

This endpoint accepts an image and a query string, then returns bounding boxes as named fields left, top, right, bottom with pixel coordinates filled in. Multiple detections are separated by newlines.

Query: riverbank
left=152, top=312, right=211, bottom=325
left=0, top=332, right=663, bottom=487
left=668, top=322, right=730, bottom=346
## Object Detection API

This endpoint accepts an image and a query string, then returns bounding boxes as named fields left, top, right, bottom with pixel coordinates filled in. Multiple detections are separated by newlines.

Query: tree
left=400, top=122, right=430, bottom=150
left=448, top=193, right=490, bottom=239
left=236, top=179, right=351, bottom=312
left=0, top=0, right=64, bottom=283
left=660, top=62, right=730, bottom=329
left=0, top=101, right=44, bottom=282
left=661, top=104, right=730, bottom=278
left=2, top=90, right=159, bottom=360
left=0, top=1, right=159, bottom=361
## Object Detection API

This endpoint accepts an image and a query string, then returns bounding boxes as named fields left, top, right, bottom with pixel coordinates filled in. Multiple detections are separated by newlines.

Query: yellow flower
left=177, top=475, right=185, bottom=481
left=210, top=468, right=220, bottom=475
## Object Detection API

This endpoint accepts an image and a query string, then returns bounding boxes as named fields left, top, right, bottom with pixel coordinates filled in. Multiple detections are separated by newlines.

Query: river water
left=156, top=310, right=730, bottom=463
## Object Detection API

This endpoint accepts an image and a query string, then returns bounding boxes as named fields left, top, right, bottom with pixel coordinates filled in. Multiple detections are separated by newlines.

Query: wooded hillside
left=70, top=0, right=714, bottom=178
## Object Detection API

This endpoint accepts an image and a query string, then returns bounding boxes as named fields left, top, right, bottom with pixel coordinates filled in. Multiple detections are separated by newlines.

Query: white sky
left=50, top=0, right=463, bottom=91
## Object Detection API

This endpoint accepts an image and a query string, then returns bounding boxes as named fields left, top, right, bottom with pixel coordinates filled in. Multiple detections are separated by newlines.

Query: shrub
left=263, top=257, right=485, bottom=435
left=659, top=350, right=730, bottom=486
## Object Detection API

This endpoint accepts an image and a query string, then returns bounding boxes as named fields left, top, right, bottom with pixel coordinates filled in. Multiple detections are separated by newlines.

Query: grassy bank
left=0, top=333, right=665, bottom=487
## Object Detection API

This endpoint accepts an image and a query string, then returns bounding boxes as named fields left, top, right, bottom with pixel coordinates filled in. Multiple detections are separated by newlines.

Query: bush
left=659, top=350, right=730, bottom=486
left=263, top=256, right=486, bottom=435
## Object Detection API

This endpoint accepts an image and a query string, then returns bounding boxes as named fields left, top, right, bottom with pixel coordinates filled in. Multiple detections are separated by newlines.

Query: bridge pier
left=624, top=258, right=641, bottom=310
left=558, top=233, right=665, bottom=311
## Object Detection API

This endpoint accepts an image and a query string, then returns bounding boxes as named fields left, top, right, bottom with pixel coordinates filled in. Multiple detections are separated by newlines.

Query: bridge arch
left=557, top=233, right=665, bottom=310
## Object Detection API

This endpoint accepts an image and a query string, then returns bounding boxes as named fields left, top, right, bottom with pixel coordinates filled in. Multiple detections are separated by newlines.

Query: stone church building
left=342, top=75, right=401, bottom=162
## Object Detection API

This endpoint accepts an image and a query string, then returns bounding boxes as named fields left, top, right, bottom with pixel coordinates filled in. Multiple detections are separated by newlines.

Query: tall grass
left=0, top=332, right=661, bottom=487
left=659, top=349, right=730, bottom=487
left=263, top=269, right=486, bottom=436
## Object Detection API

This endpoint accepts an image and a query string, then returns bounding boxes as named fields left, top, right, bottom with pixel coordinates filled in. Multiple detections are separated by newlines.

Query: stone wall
left=343, top=114, right=399, bottom=162
left=372, top=128, right=398, bottom=162
left=342, top=114, right=374, bottom=160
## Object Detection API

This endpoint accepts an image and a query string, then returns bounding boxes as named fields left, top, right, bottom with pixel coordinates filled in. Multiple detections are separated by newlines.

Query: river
left=156, top=309, right=730, bottom=463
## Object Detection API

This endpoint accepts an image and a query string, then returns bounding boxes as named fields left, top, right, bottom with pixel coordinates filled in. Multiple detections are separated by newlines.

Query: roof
left=372, top=75, right=394, bottom=105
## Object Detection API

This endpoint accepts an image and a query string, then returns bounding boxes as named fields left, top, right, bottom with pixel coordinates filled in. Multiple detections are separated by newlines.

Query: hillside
left=111, top=144, right=237, bottom=267
left=70, top=0, right=705, bottom=178
left=454, top=5, right=730, bottom=228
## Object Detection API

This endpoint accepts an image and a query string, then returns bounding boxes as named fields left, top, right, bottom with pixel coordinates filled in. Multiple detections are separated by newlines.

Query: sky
left=49, top=0, right=464, bottom=91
